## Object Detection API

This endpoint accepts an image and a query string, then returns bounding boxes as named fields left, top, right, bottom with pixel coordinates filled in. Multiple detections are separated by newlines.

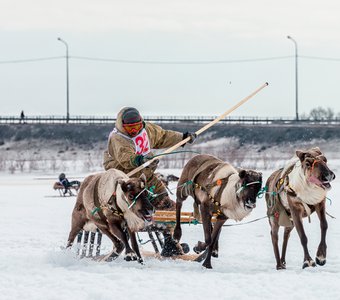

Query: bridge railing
left=1, top=115, right=340, bottom=125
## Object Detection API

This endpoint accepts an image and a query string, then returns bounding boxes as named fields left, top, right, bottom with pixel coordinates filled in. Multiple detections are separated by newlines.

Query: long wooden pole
left=128, top=82, right=268, bottom=177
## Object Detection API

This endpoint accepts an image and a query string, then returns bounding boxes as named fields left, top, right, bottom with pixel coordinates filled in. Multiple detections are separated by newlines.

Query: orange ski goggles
left=123, top=121, right=143, bottom=136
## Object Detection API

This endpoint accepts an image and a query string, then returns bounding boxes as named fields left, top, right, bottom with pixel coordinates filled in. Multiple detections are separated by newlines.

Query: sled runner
left=139, top=249, right=207, bottom=262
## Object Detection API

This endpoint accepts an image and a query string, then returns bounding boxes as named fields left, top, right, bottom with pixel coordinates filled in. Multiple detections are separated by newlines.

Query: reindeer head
left=296, top=147, right=336, bottom=190
left=236, top=170, right=263, bottom=211
left=119, top=174, right=154, bottom=222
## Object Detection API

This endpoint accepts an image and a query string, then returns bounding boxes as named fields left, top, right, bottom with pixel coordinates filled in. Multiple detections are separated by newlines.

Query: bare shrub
left=9, top=162, right=16, bottom=174
left=17, top=159, right=26, bottom=172
left=309, top=107, right=334, bottom=120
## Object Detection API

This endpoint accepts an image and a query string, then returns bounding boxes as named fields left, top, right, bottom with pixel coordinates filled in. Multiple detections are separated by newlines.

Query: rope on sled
left=137, top=232, right=153, bottom=245
left=147, top=177, right=337, bottom=225
left=146, top=180, right=194, bottom=199
left=154, top=216, right=268, bottom=227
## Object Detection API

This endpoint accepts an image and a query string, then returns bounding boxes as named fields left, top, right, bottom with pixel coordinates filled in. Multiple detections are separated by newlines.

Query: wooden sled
left=137, top=210, right=212, bottom=261
left=71, top=211, right=208, bottom=262
left=53, top=182, right=79, bottom=197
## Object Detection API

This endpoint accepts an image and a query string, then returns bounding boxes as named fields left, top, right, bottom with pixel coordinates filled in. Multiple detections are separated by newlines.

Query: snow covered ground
left=0, top=168, right=339, bottom=300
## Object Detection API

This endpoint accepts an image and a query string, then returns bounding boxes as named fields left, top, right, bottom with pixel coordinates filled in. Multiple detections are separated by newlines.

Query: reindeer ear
left=238, top=170, right=247, bottom=179
left=139, top=173, right=147, bottom=184
left=317, top=155, right=327, bottom=163
left=296, top=150, right=306, bottom=162
left=311, top=147, right=321, bottom=155
left=118, top=179, right=128, bottom=192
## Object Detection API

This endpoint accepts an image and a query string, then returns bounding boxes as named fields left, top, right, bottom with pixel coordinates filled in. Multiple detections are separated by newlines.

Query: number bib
left=132, top=128, right=151, bottom=156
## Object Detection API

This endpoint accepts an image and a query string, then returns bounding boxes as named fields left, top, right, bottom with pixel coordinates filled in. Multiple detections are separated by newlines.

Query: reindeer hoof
left=302, top=260, right=316, bottom=269
left=138, top=257, right=144, bottom=265
left=202, top=262, right=213, bottom=269
left=161, top=237, right=182, bottom=257
left=193, top=241, right=206, bottom=254
left=276, top=264, right=286, bottom=270
left=212, top=250, right=218, bottom=258
left=316, top=256, right=326, bottom=266
left=181, top=243, right=190, bottom=254
left=124, top=252, right=137, bottom=261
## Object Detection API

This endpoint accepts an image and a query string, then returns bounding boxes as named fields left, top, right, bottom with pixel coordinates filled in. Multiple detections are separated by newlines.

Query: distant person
left=58, top=173, right=81, bottom=195
left=103, top=107, right=196, bottom=210
left=19, top=110, right=25, bottom=124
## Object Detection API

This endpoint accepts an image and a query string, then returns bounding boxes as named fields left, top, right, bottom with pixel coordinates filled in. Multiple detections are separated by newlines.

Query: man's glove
left=182, top=132, right=197, bottom=144
left=133, top=155, right=146, bottom=166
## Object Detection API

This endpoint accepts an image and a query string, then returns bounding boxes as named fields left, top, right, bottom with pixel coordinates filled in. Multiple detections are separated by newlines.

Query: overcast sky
left=1, top=0, right=340, bottom=118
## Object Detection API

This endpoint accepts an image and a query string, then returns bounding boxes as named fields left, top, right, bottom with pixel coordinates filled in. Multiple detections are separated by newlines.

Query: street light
left=57, top=37, right=70, bottom=123
left=287, top=35, right=299, bottom=121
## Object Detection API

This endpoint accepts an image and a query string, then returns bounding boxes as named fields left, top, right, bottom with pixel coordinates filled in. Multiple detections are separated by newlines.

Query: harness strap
left=193, top=182, right=222, bottom=215
left=266, top=169, right=293, bottom=227
left=276, top=165, right=294, bottom=192
left=278, top=165, right=312, bottom=223
left=301, top=201, right=312, bottom=223
left=179, top=159, right=221, bottom=198
left=191, top=159, right=222, bottom=184
left=211, top=176, right=230, bottom=214
left=193, top=174, right=231, bottom=216
left=92, top=179, right=124, bottom=220
left=93, top=178, right=109, bottom=222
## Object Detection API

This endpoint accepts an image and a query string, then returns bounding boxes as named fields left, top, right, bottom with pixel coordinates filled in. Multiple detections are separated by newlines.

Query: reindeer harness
left=92, top=179, right=125, bottom=222
left=182, top=160, right=259, bottom=217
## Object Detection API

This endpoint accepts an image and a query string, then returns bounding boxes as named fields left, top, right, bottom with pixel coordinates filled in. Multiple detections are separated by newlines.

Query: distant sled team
left=54, top=173, right=81, bottom=197
left=65, top=147, right=336, bottom=270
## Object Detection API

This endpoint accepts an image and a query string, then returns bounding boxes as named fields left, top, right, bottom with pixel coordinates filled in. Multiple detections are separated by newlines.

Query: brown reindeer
left=174, top=154, right=262, bottom=269
left=66, top=169, right=154, bottom=263
left=265, top=147, right=336, bottom=270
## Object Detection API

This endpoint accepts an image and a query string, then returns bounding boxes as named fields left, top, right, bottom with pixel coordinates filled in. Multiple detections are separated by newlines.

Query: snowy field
left=0, top=168, right=339, bottom=300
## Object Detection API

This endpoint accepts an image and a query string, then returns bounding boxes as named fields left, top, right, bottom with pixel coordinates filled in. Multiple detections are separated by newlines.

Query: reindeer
left=66, top=169, right=154, bottom=263
left=265, top=147, right=335, bottom=269
left=174, top=154, right=262, bottom=269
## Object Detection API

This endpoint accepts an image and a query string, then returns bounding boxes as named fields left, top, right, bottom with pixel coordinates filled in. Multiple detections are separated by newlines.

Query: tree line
left=302, top=107, right=340, bottom=120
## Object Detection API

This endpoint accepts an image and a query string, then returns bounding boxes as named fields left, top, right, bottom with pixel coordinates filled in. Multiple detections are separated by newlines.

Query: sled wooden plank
left=153, top=210, right=217, bottom=224
left=154, top=216, right=196, bottom=223
left=153, top=210, right=195, bottom=223
left=154, top=211, right=193, bottom=216
left=54, top=186, right=78, bottom=191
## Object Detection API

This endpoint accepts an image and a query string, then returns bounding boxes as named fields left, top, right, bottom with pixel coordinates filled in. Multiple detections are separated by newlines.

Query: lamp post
left=287, top=35, right=299, bottom=121
left=57, top=37, right=70, bottom=123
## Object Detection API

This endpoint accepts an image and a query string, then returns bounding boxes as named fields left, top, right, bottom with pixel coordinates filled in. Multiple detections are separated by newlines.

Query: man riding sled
left=102, top=107, right=196, bottom=256
left=103, top=107, right=196, bottom=210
